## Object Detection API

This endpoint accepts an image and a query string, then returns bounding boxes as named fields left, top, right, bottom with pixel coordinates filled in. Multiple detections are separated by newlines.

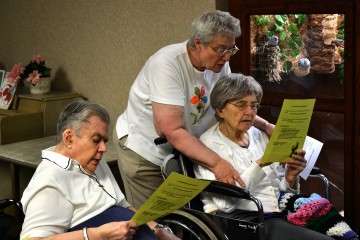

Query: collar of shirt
left=41, top=146, right=91, bottom=175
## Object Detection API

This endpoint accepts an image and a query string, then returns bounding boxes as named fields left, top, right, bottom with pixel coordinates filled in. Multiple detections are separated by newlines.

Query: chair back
left=161, top=151, right=204, bottom=210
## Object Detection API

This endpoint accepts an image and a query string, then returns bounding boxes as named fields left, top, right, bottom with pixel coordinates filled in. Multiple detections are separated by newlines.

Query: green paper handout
left=261, top=99, right=316, bottom=163
left=131, top=172, right=211, bottom=225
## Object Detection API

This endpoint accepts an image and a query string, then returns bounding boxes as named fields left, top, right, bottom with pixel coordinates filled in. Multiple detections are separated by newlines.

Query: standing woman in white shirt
left=113, top=10, right=275, bottom=209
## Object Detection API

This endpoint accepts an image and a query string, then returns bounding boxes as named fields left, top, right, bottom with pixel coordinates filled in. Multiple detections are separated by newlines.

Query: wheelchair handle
left=310, top=166, right=322, bottom=175
left=154, top=137, right=168, bottom=145
left=0, top=198, right=24, bottom=220
left=0, top=199, right=22, bottom=210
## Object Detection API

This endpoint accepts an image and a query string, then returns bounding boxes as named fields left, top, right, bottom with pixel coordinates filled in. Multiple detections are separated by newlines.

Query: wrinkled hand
left=213, top=159, right=245, bottom=187
left=284, top=149, right=307, bottom=185
left=97, top=221, right=138, bottom=240
left=154, top=227, right=181, bottom=240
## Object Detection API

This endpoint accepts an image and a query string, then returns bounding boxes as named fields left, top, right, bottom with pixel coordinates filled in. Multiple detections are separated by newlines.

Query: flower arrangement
left=8, top=54, right=51, bottom=86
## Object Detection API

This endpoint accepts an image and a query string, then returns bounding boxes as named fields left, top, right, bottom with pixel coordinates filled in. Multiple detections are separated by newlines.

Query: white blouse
left=194, top=123, right=300, bottom=213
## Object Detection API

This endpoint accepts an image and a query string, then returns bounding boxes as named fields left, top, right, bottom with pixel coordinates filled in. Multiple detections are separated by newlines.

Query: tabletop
left=0, top=135, right=118, bottom=168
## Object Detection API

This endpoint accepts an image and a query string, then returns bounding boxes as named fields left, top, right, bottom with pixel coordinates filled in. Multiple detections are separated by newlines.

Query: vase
left=29, top=77, right=51, bottom=95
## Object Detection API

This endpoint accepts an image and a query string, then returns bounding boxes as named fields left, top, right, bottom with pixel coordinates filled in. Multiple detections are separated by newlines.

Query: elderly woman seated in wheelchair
left=20, top=99, right=179, bottom=240
left=193, top=73, right=358, bottom=240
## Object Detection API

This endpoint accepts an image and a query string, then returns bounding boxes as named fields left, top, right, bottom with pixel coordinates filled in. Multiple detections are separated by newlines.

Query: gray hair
left=211, top=73, right=263, bottom=121
left=55, top=99, right=110, bottom=144
left=188, top=10, right=241, bottom=49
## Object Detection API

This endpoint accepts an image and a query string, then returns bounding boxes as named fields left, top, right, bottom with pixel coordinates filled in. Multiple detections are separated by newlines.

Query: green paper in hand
left=261, top=99, right=316, bottom=163
left=131, top=172, right=211, bottom=225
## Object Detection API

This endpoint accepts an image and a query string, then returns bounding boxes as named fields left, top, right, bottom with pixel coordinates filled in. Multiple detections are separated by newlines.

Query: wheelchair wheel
left=158, top=209, right=228, bottom=240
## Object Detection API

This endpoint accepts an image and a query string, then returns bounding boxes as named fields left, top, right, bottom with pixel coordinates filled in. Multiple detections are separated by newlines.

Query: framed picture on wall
left=0, top=72, right=18, bottom=109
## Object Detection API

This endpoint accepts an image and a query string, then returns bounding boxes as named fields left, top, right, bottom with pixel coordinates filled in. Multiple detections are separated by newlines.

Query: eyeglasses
left=210, top=45, right=239, bottom=57
left=227, top=101, right=260, bottom=111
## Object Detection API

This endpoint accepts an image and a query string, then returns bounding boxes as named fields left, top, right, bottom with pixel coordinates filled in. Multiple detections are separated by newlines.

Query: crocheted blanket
left=278, top=193, right=358, bottom=240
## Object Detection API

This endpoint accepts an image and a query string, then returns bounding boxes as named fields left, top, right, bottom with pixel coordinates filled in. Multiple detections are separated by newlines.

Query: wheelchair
left=155, top=139, right=335, bottom=240
left=157, top=149, right=266, bottom=240
left=0, top=198, right=24, bottom=240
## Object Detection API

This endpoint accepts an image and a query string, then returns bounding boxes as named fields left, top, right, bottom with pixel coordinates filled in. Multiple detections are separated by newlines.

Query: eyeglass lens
left=212, top=46, right=239, bottom=57
left=228, top=102, right=260, bottom=111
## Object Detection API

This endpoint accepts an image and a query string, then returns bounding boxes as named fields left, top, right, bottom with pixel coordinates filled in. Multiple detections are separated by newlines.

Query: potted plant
left=9, top=54, right=52, bottom=95
left=23, top=54, right=52, bottom=94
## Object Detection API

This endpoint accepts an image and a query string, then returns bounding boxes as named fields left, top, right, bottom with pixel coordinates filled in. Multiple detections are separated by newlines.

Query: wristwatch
left=152, top=223, right=173, bottom=234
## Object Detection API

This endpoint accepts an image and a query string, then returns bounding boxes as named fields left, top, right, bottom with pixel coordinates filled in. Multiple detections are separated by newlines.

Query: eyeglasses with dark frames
left=227, top=101, right=261, bottom=111
left=210, top=45, right=239, bottom=57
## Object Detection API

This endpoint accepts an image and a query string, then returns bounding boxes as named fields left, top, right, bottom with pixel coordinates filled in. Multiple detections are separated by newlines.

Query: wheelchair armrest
left=203, top=181, right=252, bottom=200
left=202, top=180, right=265, bottom=231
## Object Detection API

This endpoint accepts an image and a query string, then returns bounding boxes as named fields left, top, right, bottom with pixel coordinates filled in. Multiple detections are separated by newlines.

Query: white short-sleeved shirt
left=115, top=41, right=231, bottom=166
left=194, top=123, right=300, bottom=213
left=20, top=147, right=130, bottom=239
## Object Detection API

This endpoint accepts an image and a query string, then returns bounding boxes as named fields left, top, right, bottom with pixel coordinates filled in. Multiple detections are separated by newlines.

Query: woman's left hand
left=284, top=149, right=307, bottom=187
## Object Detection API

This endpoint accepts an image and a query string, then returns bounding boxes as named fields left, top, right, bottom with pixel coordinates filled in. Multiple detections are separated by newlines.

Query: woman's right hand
left=93, top=221, right=138, bottom=240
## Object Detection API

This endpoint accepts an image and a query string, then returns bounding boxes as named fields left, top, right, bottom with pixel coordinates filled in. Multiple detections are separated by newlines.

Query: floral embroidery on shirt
left=190, top=85, right=209, bottom=124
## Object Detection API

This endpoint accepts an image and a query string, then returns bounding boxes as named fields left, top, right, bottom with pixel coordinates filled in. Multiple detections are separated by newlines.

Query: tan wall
left=0, top=0, right=219, bottom=199
left=0, top=0, right=217, bottom=130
